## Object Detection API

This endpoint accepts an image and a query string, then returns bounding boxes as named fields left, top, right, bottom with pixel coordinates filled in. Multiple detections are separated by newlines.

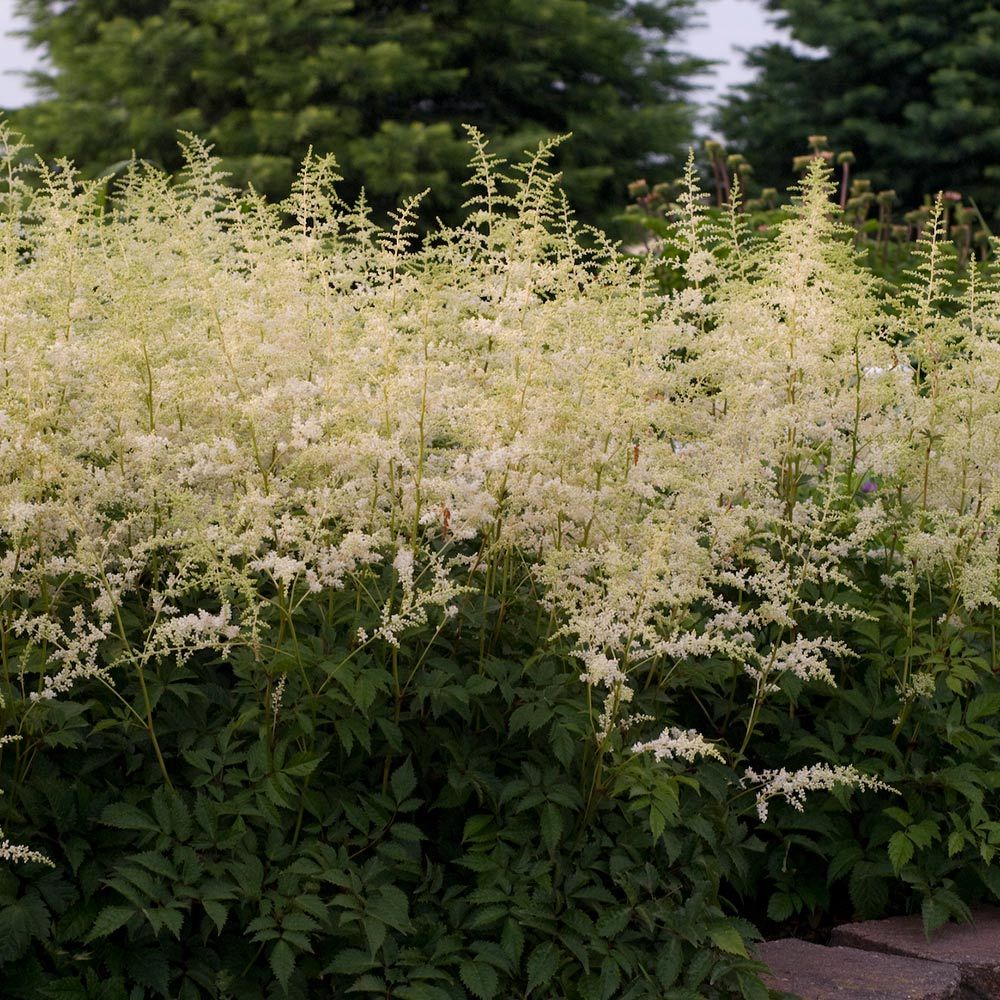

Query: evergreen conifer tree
left=716, top=0, right=1000, bottom=218
left=10, top=0, right=705, bottom=225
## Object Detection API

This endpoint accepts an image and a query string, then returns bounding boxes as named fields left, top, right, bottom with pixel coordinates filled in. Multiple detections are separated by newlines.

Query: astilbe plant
left=0, top=119, right=999, bottom=998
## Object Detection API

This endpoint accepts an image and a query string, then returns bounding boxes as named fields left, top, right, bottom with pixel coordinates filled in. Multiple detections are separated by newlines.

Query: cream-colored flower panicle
left=0, top=826, right=55, bottom=868
left=632, top=727, right=725, bottom=764
left=744, top=764, right=895, bottom=822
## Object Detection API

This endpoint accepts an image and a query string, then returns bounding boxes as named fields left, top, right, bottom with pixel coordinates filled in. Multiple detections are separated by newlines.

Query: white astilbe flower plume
left=744, top=764, right=895, bottom=822
left=632, top=727, right=725, bottom=764
left=0, top=825, right=55, bottom=867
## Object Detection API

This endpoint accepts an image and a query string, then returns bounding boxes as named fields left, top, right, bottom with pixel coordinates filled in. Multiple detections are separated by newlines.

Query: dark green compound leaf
left=363, top=914, right=387, bottom=955
left=391, top=756, right=418, bottom=804
left=766, top=891, right=794, bottom=923
left=888, top=831, right=914, bottom=874
left=86, top=905, right=135, bottom=942
left=501, top=917, right=524, bottom=969
left=100, top=803, right=159, bottom=833
left=124, top=946, right=171, bottom=997
left=367, top=884, right=413, bottom=932
left=540, top=802, right=562, bottom=853
left=849, top=866, right=889, bottom=918
left=595, top=907, right=630, bottom=939
left=460, top=960, right=500, bottom=1000
left=202, top=899, right=228, bottom=933
left=324, top=949, right=377, bottom=975
left=0, top=890, right=52, bottom=962
left=599, top=956, right=621, bottom=999
left=708, top=923, right=748, bottom=957
left=269, top=939, right=296, bottom=994
left=526, top=941, right=562, bottom=995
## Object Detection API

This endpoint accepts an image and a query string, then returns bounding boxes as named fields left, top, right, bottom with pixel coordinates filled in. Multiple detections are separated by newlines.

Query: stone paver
left=832, top=907, right=1000, bottom=999
left=757, top=938, right=963, bottom=1000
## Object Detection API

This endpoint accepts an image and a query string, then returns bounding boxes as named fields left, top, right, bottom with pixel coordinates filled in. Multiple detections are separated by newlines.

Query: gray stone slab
left=757, top=938, right=962, bottom=1000
left=831, top=907, right=1000, bottom=998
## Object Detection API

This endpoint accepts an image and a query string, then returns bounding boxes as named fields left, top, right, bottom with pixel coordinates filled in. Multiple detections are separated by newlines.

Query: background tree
left=715, top=0, right=1000, bottom=219
left=9, top=0, right=706, bottom=227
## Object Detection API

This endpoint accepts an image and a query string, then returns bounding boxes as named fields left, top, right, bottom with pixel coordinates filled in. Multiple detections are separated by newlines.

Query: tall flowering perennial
left=0, top=116, right=998, bottom=893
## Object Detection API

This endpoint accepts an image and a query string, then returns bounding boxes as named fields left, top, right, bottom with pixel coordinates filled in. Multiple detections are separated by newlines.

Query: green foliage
left=10, top=0, right=704, bottom=228
left=0, top=585, right=767, bottom=997
left=740, top=584, right=1000, bottom=938
left=715, top=0, right=1000, bottom=221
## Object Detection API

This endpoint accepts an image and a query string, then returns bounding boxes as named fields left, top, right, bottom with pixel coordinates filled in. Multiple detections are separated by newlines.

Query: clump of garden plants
left=1, top=120, right=1000, bottom=999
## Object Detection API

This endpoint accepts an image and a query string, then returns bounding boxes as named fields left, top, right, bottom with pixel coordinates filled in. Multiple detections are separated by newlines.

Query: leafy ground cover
left=1, top=123, right=1000, bottom=999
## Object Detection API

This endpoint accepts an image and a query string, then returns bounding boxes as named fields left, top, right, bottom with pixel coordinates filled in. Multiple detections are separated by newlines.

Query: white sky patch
left=683, top=0, right=794, bottom=109
left=0, top=0, right=43, bottom=109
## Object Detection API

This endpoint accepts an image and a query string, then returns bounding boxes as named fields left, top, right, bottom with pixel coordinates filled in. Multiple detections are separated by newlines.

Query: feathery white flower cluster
left=632, top=727, right=724, bottom=764
left=271, top=673, right=288, bottom=727
left=744, top=764, right=895, bottom=822
left=374, top=548, right=466, bottom=647
left=16, top=607, right=115, bottom=702
left=0, top=826, right=54, bottom=867
left=149, top=605, right=242, bottom=661
left=896, top=670, right=937, bottom=702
